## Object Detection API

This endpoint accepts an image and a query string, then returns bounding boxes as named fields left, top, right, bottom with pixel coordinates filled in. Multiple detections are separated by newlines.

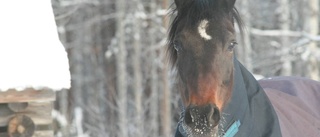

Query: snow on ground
left=0, top=1, right=70, bottom=91
left=253, top=74, right=265, bottom=80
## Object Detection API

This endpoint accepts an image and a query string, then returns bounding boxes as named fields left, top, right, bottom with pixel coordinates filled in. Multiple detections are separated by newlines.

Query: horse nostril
left=184, top=107, right=193, bottom=125
left=184, top=104, right=220, bottom=128
left=209, top=106, right=220, bottom=127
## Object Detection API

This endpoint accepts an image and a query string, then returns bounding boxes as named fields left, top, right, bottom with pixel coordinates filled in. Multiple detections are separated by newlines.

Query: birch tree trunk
left=239, top=0, right=253, bottom=72
left=161, top=0, right=171, bottom=136
left=149, top=0, right=159, bottom=136
left=54, top=23, right=71, bottom=136
left=57, top=89, right=70, bottom=137
left=94, top=5, right=108, bottom=135
left=115, top=0, right=128, bottom=136
left=306, top=0, right=319, bottom=80
left=133, top=0, right=143, bottom=136
left=280, top=0, right=292, bottom=76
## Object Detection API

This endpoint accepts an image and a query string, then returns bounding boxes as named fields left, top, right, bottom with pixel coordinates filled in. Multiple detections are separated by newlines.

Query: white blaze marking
left=198, top=19, right=212, bottom=40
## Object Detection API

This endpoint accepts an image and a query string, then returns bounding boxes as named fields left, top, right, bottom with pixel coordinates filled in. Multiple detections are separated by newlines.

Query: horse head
left=168, top=0, right=243, bottom=136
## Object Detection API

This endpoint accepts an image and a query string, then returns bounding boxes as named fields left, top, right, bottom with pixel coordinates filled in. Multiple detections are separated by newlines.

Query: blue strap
left=223, top=120, right=241, bottom=137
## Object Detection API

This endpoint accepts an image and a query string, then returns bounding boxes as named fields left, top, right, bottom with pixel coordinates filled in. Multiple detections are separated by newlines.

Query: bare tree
left=149, top=0, right=159, bottom=136
left=115, top=0, right=128, bottom=136
left=237, top=0, right=253, bottom=72
left=306, top=0, right=319, bottom=80
left=279, top=0, right=292, bottom=76
left=160, top=1, right=172, bottom=136
left=133, top=0, right=143, bottom=136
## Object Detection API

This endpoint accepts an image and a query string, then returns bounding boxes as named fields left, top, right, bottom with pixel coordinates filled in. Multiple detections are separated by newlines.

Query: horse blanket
left=260, top=77, right=320, bottom=137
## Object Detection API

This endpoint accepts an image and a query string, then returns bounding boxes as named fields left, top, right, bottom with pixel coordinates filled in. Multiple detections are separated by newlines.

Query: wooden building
left=0, top=0, right=71, bottom=137
left=0, top=88, right=56, bottom=137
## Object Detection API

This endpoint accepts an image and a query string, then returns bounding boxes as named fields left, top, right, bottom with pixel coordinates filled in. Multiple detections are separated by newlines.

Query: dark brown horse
left=167, top=0, right=320, bottom=137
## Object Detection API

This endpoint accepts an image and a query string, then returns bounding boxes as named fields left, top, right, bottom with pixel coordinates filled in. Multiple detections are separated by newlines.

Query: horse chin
left=180, top=120, right=220, bottom=137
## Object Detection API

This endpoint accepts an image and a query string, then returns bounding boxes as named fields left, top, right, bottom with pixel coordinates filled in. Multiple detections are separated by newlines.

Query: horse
left=167, top=0, right=320, bottom=137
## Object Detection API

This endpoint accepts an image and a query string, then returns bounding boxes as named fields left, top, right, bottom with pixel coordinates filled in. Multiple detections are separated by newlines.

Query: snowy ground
left=0, top=1, right=70, bottom=91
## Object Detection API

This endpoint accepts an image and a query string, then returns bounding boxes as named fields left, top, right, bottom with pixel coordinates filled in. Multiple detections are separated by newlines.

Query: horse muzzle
left=183, top=104, right=220, bottom=134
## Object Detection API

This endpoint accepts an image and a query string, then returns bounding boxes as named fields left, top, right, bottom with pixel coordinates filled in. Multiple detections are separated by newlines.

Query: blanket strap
left=223, top=120, right=241, bottom=137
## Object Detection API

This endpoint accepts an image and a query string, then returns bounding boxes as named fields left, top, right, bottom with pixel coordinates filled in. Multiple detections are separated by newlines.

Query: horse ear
left=223, top=0, right=236, bottom=12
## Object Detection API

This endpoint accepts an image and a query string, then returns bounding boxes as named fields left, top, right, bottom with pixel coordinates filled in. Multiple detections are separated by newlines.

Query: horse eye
left=173, top=42, right=182, bottom=52
left=227, top=42, right=237, bottom=51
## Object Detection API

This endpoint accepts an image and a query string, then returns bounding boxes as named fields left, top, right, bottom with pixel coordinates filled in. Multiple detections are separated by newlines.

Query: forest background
left=51, top=0, right=320, bottom=136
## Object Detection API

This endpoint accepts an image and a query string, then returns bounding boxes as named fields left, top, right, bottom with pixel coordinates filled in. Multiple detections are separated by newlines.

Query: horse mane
left=167, top=0, right=244, bottom=68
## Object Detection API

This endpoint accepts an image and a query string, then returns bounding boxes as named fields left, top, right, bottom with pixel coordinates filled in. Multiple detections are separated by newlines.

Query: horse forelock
left=167, top=0, right=244, bottom=69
